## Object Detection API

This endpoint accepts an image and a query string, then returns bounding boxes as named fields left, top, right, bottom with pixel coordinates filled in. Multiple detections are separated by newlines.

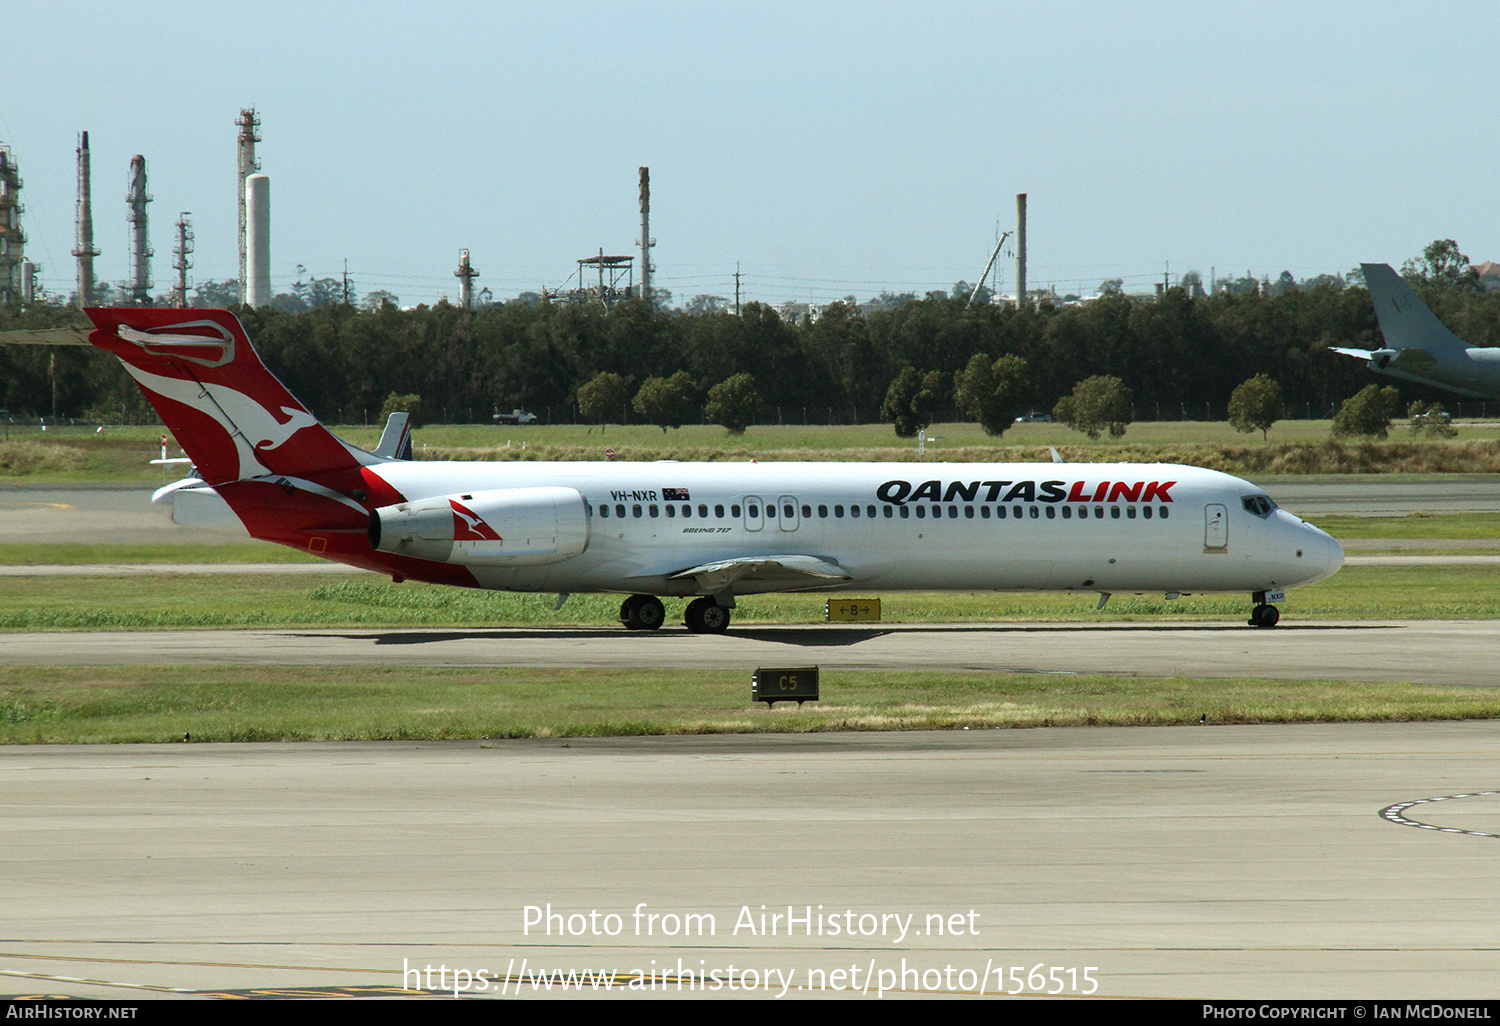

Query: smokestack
left=73, top=131, right=100, bottom=307
left=454, top=249, right=478, bottom=308
left=127, top=155, right=153, bottom=305
left=1015, top=192, right=1027, bottom=307
left=245, top=173, right=270, bottom=307
left=236, top=108, right=261, bottom=304
left=638, top=167, right=653, bottom=305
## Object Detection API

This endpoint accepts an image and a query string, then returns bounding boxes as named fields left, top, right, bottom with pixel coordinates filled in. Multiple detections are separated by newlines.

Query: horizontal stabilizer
left=0, top=326, right=93, bottom=346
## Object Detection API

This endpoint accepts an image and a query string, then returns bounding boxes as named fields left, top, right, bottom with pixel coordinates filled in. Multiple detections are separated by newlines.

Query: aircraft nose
left=1301, top=525, right=1344, bottom=584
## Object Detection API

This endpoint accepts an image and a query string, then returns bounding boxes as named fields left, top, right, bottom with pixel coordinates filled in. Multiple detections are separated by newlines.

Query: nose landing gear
left=1248, top=590, right=1281, bottom=628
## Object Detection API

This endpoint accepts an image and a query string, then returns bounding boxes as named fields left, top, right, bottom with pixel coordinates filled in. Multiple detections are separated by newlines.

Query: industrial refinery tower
left=0, top=143, right=23, bottom=305
left=172, top=213, right=194, bottom=308
left=236, top=108, right=261, bottom=304
left=638, top=167, right=654, bottom=306
left=127, top=155, right=153, bottom=305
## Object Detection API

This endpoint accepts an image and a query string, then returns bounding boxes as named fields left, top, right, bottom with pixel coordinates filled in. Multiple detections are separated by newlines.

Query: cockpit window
left=1241, top=494, right=1277, bottom=518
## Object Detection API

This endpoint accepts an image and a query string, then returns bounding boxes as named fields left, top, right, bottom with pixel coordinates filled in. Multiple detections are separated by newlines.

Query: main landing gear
left=619, top=594, right=666, bottom=631
left=683, top=596, right=731, bottom=634
left=1248, top=590, right=1281, bottom=629
left=618, top=594, right=732, bottom=634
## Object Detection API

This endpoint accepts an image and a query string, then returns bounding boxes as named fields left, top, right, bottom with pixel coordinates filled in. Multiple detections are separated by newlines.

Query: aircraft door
left=1204, top=503, right=1228, bottom=551
left=778, top=495, right=799, bottom=532
left=743, top=495, right=764, bottom=532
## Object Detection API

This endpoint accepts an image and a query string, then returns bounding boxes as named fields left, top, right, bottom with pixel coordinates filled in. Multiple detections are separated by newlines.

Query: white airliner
left=84, top=308, right=1342, bottom=631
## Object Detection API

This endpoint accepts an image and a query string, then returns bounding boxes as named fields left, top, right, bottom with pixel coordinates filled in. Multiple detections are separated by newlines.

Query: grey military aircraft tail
left=1330, top=262, right=1500, bottom=398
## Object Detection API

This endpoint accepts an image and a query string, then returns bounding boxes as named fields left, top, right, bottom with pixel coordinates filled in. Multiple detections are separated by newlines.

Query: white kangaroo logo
left=123, top=363, right=318, bottom=480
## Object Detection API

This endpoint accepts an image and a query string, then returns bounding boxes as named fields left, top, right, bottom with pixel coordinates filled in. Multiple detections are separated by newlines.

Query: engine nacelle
left=368, top=486, right=589, bottom=566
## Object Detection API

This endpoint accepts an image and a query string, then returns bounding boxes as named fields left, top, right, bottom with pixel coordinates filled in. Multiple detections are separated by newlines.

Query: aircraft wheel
left=1248, top=603, right=1280, bottom=628
left=620, top=594, right=666, bottom=631
left=684, top=596, right=731, bottom=634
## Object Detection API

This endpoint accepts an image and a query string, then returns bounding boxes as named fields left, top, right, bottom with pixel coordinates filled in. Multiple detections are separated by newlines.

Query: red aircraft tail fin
left=86, top=308, right=371, bottom=486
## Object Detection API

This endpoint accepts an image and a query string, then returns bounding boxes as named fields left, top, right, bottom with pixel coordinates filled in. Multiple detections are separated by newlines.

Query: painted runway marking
left=1379, top=790, right=1500, bottom=838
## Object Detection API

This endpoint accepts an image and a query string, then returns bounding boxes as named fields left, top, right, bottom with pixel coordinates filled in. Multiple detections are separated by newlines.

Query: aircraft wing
left=629, top=554, right=852, bottom=593
left=1328, top=347, right=1373, bottom=361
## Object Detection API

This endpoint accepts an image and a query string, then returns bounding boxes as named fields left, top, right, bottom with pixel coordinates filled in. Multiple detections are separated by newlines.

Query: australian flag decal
left=663, top=487, right=691, bottom=501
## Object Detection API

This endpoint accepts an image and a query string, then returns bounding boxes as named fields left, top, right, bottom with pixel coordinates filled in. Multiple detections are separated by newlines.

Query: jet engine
left=368, top=486, right=589, bottom=566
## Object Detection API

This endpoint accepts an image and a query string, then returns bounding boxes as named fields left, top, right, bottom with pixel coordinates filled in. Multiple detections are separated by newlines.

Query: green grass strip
left=3, top=665, right=1498, bottom=744
left=0, top=565, right=1497, bottom=630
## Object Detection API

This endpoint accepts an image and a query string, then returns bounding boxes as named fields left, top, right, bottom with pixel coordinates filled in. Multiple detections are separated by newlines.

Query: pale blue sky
left=5, top=1, right=1495, bottom=305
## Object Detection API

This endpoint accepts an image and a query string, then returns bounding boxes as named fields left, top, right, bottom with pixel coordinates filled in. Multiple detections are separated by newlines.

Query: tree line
left=5, top=254, right=1499, bottom=434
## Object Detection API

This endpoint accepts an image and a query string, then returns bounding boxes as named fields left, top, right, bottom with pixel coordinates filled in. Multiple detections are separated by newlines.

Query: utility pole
left=172, top=212, right=193, bottom=308
left=734, top=262, right=742, bottom=316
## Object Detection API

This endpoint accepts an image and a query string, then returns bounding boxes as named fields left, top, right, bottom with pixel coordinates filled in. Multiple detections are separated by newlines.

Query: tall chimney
left=1015, top=192, right=1027, bottom=306
left=73, top=132, right=99, bottom=307
left=245, top=174, right=270, bottom=307
left=638, top=167, right=653, bottom=305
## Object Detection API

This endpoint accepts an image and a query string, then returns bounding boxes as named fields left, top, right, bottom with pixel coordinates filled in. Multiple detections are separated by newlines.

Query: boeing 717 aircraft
left=1331, top=262, right=1500, bottom=398
left=84, top=308, right=1342, bottom=631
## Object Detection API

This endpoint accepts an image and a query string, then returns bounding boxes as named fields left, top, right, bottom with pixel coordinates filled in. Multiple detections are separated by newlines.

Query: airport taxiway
left=4, top=723, right=1500, bottom=999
